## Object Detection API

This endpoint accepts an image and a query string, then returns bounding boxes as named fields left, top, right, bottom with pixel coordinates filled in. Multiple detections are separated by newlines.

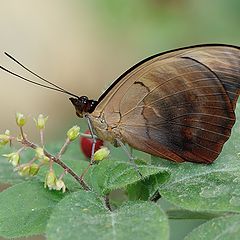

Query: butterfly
left=1, top=44, right=240, bottom=164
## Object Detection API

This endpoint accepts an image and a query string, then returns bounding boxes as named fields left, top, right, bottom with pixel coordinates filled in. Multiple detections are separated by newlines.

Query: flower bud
left=18, top=163, right=40, bottom=176
left=16, top=112, right=26, bottom=127
left=34, top=114, right=48, bottom=129
left=44, top=170, right=57, bottom=190
left=41, top=156, right=50, bottom=164
left=16, top=134, right=24, bottom=142
left=0, top=130, right=11, bottom=146
left=67, top=125, right=80, bottom=141
left=5, top=129, right=10, bottom=135
left=29, top=164, right=40, bottom=176
left=93, top=147, right=110, bottom=161
left=55, top=179, right=66, bottom=193
left=18, top=165, right=31, bottom=176
left=3, top=152, right=20, bottom=166
left=35, top=147, right=45, bottom=159
left=35, top=147, right=49, bottom=162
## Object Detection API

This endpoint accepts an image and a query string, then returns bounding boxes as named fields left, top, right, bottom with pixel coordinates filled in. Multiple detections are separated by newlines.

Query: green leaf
left=0, top=155, right=23, bottom=184
left=152, top=103, right=240, bottom=213
left=127, top=172, right=170, bottom=201
left=86, top=159, right=169, bottom=195
left=166, top=209, right=222, bottom=220
left=46, top=190, right=169, bottom=240
left=184, top=214, right=240, bottom=240
left=0, top=181, right=64, bottom=238
left=126, top=180, right=150, bottom=201
left=155, top=153, right=240, bottom=213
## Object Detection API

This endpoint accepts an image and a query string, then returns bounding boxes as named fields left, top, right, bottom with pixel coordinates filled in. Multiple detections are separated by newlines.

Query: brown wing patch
left=183, top=47, right=240, bottom=109
left=117, top=57, right=235, bottom=163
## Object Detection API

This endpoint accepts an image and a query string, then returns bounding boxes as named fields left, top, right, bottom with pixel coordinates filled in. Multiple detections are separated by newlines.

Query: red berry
left=80, top=130, right=104, bottom=158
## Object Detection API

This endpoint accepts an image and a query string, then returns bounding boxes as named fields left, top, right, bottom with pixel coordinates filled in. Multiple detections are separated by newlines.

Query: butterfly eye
left=80, top=96, right=88, bottom=104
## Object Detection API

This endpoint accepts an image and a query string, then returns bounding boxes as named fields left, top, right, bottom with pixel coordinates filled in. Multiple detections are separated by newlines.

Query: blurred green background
left=0, top=0, right=239, bottom=239
left=0, top=0, right=239, bottom=141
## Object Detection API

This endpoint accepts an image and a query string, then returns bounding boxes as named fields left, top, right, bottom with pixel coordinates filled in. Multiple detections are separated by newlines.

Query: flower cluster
left=44, top=170, right=66, bottom=192
left=1, top=113, right=69, bottom=192
left=0, top=130, right=11, bottom=147
left=0, top=112, right=110, bottom=192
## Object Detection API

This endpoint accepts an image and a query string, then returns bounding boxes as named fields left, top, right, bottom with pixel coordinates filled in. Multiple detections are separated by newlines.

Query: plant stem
left=150, top=191, right=161, bottom=202
left=79, top=162, right=93, bottom=181
left=59, top=170, right=66, bottom=180
left=104, top=194, right=112, bottom=211
left=17, top=146, right=25, bottom=154
left=56, top=138, right=70, bottom=159
left=20, top=126, right=26, bottom=140
left=29, top=156, right=37, bottom=164
left=19, top=137, right=90, bottom=191
left=40, top=129, right=44, bottom=147
left=80, top=132, right=98, bottom=139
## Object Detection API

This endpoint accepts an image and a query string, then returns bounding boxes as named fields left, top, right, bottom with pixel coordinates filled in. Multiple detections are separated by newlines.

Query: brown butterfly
left=70, top=44, right=240, bottom=164
left=1, top=44, right=240, bottom=164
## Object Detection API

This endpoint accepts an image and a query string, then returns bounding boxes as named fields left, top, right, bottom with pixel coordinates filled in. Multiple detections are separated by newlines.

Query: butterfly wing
left=182, top=46, right=240, bottom=109
left=92, top=45, right=240, bottom=163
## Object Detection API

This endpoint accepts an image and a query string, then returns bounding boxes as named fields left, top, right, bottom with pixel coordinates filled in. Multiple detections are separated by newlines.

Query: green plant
left=0, top=106, right=240, bottom=240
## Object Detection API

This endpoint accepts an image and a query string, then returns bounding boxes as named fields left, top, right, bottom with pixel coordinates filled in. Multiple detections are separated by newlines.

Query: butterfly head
left=69, top=96, right=98, bottom=118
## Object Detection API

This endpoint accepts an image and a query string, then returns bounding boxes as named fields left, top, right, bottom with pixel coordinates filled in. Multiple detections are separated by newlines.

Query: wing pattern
left=92, top=45, right=240, bottom=163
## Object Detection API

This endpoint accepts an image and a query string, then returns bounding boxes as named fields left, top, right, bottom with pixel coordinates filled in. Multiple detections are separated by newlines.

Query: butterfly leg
left=79, top=116, right=97, bottom=182
left=86, top=117, right=97, bottom=162
left=116, top=138, right=143, bottom=178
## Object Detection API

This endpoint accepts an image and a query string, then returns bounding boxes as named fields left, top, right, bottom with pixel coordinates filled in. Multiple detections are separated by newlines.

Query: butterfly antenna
left=0, top=65, right=80, bottom=97
left=2, top=52, right=79, bottom=98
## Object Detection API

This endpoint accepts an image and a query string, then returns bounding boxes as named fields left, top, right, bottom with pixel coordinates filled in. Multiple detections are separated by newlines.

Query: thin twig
left=150, top=191, right=161, bottom=202
left=20, top=126, right=26, bottom=140
left=104, top=194, right=112, bottom=211
left=80, top=132, right=98, bottom=139
left=56, top=138, right=70, bottom=159
left=40, top=129, right=44, bottom=147
left=59, top=170, right=67, bottom=180
left=80, top=162, right=93, bottom=181
left=19, top=137, right=90, bottom=191
left=29, top=156, right=37, bottom=164
left=17, top=146, right=25, bottom=154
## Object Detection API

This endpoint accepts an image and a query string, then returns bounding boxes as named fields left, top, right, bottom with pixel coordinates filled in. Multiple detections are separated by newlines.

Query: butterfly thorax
left=87, top=111, right=122, bottom=147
